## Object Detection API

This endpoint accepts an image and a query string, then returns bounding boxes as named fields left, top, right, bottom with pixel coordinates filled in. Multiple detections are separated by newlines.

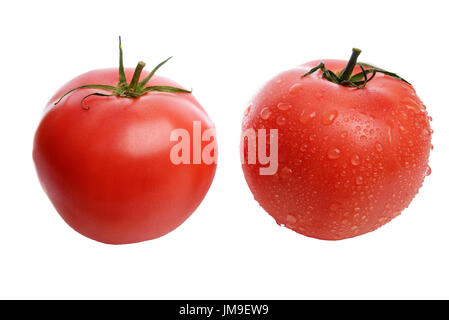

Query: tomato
left=241, top=49, right=432, bottom=240
left=33, top=38, right=217, bottom=244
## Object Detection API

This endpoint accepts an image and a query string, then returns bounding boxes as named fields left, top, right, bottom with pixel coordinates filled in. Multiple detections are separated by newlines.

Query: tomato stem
left=129, top=61, right=146, bottom=91
left=340, top=48, right=362, bottom=81
left=53, top=37, right=191, bottom=109
left=302, top=48, right=410, bottom=88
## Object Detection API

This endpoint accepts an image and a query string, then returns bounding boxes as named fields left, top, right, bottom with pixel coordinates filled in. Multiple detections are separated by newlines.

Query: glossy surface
left=34, top=69, right=217, bottom=244
left=241, top=60, right=432, bottom=240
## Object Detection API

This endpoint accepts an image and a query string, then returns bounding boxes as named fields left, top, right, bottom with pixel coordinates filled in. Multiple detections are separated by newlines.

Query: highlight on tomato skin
left=33, top=38, right=218, bottom=244
left=240, top=48, right=433, bottom=240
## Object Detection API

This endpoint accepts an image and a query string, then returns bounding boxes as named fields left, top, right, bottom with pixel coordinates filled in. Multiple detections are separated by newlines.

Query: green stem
left=340, top=48, right=362, bottom=81
left=54, top=38, right=190, bottom=108
left=129, top=61, right=146, bottom=91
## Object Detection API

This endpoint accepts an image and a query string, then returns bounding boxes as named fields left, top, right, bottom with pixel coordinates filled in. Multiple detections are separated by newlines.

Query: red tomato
left=241, top=49, right=432, bottom=240
left=33, top=40, right=217, bottom=244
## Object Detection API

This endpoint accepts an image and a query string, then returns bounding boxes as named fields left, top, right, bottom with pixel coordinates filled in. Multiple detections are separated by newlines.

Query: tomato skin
left=34, top=68, right=217, bottom=244
left=241, top=60, right=432, bottom=240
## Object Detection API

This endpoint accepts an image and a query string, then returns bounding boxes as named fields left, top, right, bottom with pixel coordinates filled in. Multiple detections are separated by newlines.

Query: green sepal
left=302, top=49, right=411, bottom=89
left=53, top=38, right=190, bottom=110
left=143, top=86, right=191, bottom=93
left=54, top=84, right=117, bottom=105
left=137, top=57, right=173, bottom=89
left=118, top=36, right=127, bottom=86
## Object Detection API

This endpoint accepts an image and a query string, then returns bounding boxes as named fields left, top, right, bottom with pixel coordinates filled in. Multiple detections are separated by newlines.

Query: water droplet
left=244, top=105, right=251, bottom=116
left=399, top=111, right=408, bottom=120
left=276, top=115, right=286, bottom=126
left=277, top=102, right=292, bottom=111
left=322, top=110, right=338, bottom=125
left=260, top=107, right=271, bottom=120
left=360, top=135, right=367, bottom=141
left=300, top=144, right=308, bottom=152
left=426, top=166, right=432, bottom=176
left=387, top=127, right=392, bottom=144
left=289, top=83, right=302, bottom=95
left=286, top=214, right=297, bottom=225
left=327, top=147, right=341, bottom=160
left=341, top=131, right=348, bottom=138
left=300, top=110, right=316, bottom=124
left=309, top=134, right=317, bottom=141
left=375, top=142, right=383, bottom=152
left=351, top=154, right=361, bottom=166
left=280, top=167, right=293, bottom=178
left=405, top=104, right=420, bottom=114
left=356, top=176, right=363, bottom=185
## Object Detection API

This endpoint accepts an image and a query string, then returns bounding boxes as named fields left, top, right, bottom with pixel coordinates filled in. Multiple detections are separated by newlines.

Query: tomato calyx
left=302, top=48, right=410, bottom=89
left=54, top=37, right=191, bottom=110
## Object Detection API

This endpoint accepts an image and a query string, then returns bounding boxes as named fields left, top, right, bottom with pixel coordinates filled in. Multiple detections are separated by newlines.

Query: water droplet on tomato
left=375, top=142, right=383, bottom=152
left=341, top=131, right=348, bottom=138
left=426, top=166, right=432, bottom=176
left=360, top=135, right=367, bottom=142
left=277, top=102, right=292, bottom=111
left=244, top=105, right=251, bottom=116
left=387, top=127, right=393, bottom=144
left=351, top=154, right=361, bottom=166
left=260, top=107, right=271, bottom=120
left=322, top=110, right=338, bottom=125
left=289, top=83, right=302, bottom=95
left=405, top=104, right=420, bottom=114
left=356, top=176, right=363, bottom=185
left=309, top=134, right=317, bottom=141
left=276, top=116, right=286, bottom=126
left=286, top=214, right=297, bottom=225
left=327, top=147, right=341, bottom=160
left=399, top=111, right=408, bottom=120
left=300, top=110, right=316, bottom=124
left=280, top=167, right=293, bottom=178
left=300, top=144, right=308, bottom=152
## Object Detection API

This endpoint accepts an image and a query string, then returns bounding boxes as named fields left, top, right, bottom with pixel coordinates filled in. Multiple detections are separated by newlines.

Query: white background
left=0, top=0, right=448, bottom=299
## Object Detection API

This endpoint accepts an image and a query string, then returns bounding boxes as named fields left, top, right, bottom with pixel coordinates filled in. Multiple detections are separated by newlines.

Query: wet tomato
left=241, top=49, right=432, bottom=240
